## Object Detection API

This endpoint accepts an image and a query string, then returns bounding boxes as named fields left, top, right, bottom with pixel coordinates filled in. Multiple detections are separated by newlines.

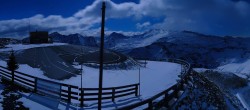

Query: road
left=8, top=45, right=127, bottom=80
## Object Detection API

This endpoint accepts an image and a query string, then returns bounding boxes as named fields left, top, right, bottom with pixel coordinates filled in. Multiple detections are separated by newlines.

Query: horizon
left=0, top=0, right=250, bottom=38
left=1, top=29, right=250, bottom=40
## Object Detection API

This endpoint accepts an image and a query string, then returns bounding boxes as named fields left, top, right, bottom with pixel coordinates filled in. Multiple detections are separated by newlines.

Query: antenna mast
left=98, top=1, right=106, bottom=110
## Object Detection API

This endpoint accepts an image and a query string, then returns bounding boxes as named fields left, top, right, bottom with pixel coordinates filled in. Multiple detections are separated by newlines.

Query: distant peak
left=68, top=33, right=85, bottom=38
left=110, top=32, right=124, bottom=36
left=50, top=32, right=62, bottom=35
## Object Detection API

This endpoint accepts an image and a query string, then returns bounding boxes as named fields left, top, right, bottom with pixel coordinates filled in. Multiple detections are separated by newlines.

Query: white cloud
left=0, top=0, right=140, bottom=38
left=0, top=0, right=250, bottom=38
left=136, top=22, right=151, bottom=30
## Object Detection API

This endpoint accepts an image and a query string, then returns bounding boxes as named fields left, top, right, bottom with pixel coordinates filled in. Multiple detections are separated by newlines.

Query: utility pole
left=80, top=48, right=84, bottom=107
left=98, top=1, right=106, bottom=110
left=139, top=67, right=141, bottom=96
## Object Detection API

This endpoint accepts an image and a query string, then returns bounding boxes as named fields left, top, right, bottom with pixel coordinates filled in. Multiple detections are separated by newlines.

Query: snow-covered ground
left=0, top=60, right=181, bottom=109
left=216, top=59, right=250, bottom=79
left=217, top=60, right=250, bottom=73
left=0, top=43, right=67, bottom=52
left=194, top=67, right=250, bottom=110
left=0, top=82, right=52, bottom=110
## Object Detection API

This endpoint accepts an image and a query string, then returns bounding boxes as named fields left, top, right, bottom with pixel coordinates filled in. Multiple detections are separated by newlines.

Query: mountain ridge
left=15, top=29, right=250, bottom=69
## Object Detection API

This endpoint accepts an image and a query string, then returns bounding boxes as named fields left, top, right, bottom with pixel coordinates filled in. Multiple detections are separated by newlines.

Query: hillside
left=15, top=29, right=250, bottom=70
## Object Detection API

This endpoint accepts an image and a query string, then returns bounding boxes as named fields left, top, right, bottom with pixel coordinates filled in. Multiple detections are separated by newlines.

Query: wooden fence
left=0, top=65, right=139, bottom=106
left=0, top=59, right=191, bottom=109
left=117, top=59, right=193, bottom=110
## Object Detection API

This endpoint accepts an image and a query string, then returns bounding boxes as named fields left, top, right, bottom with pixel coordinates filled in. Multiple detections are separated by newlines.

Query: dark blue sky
left=0, top=0, right=139, bottom=20
left=0, top=0, right=250, bottom=38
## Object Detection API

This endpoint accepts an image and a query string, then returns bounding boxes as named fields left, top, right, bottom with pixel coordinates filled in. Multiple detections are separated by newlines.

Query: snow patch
left=0, top=43, right=67, bottom=52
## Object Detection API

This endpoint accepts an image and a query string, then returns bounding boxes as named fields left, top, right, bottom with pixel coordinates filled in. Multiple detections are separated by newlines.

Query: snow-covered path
left=236, top=93, right=250, bottom=110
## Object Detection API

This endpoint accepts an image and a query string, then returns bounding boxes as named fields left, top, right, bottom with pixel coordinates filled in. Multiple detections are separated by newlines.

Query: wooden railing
left=117, top=59, right=192, bottom=110
left=79, top=83, right=139, bottom=106
left=0, top=65, right=139, bottom=106
left=0, top=59, right=191, bottom=109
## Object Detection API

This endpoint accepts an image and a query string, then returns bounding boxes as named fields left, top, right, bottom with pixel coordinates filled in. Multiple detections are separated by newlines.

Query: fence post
left=164, top=93, right=169, bottom=108
left=11, top=70, right=14, bottom=84
left=164, top=93, right=168, bottom=101
left=34, top=78, right=37, bottom=93
left=80, top=88, right=84, bottom=107
left=112, top=88, right=115, bottom=102
left=68, top=86, right=71, bottom=103
left=148, top=100, right=153, bottom=110
left=135, top=84, right=138, bottom=96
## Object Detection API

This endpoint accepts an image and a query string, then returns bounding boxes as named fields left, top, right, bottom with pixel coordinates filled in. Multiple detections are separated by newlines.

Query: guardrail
left=117, top=59, right=192, bottom=110
left=0, top=65, right=139, bottom=106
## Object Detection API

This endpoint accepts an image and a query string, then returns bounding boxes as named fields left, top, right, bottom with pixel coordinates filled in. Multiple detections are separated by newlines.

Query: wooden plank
left=83, top=88, right=113, bottom=90
left=80, top=91, right=112, bottom=96
left=61, top=89, right=78, bottom=95
left=61, top=89, right=68, bottom=93
left=60, top=93, right=68, bottom=98
left=81, top=83, right=139, bottom=91
left=14, top=71, right=36, bottom=79
left=81, top=97, right=98, bottom=101
left=80, top=96, right=113, bottom=101
left=61, top=84, right=78, bottom=89
left=70, top=96, right=79, bottom=100
left=115, top=87, right=135, bottom=94
left=0, top=71, right=12, bottom=78
left=61, top=97, right=68, bottom=101
left=114, top=83, right=139, bottom=90
left=0, top=68, right=11, bottom=74
left=115, top=91, right=135, bottom=98
left=13, top=81, right=34, bottom=90
left=0, top=65, right=8, bottom=69
left=14, top=74, right=35, bottom=83
left=14, top=77, right=35, bottom=87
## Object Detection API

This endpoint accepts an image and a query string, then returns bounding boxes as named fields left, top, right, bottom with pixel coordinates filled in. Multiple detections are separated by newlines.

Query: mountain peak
left=109, top=32, right=124, bottom=36
left=68, top=33, right=84, bottom=38
left=50, top=32, right=62, bottom=36
left=109, top=32, right=127, bottom=39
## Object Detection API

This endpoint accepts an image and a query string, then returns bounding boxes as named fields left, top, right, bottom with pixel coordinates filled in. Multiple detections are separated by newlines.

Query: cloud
left=146, top=0, right=250, bottom=36
left=136, top=22, right=151, bottom=30
left=0, top=0, right=139, bottom=38
left=0, top=0, right=250, bottom=38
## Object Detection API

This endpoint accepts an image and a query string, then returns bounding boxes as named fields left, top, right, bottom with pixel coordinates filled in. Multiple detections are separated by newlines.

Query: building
left=30, top=31, right=49, bottom=44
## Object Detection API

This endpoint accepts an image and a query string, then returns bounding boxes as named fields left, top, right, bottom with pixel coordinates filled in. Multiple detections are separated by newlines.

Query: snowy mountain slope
left=49, top=32, right=98, bottom=47
left=217, top=59, right=250, bottom=78
left=104, top=29, right=170, bottom=50
left=120, top=30, right=250, bottom=68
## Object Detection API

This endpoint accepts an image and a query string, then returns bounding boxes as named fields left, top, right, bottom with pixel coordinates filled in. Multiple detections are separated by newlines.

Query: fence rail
left=0, top=65, right=139, bottom=106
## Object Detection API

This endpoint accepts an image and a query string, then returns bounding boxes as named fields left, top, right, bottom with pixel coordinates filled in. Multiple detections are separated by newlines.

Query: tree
left=7, top=50, right=19, bottom=83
